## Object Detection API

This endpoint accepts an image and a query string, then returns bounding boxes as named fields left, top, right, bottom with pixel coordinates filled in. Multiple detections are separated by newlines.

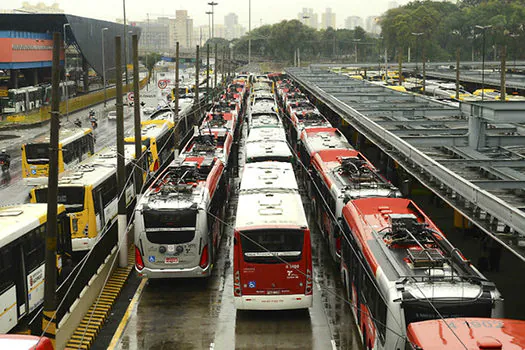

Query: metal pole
left=221, top=47, right=225, bottom=86
left=456, top=47, right=460, bottom=100
left=132, top=34, right=142, bottom=195
left=481, top=31, right=486, bottom=102
left=42, top=32, right=61, bottom=349
left=102, top=28, right=108, bottom=108
left=214, top=43, right=218, bottom=98
left=63, top=23, right=70, bottom=120
left=175, top=42, right=180, bottom=147
left=501, top=44, right=506, bottom=101
left=206, top=12, right=212, bottom=42
left=193, top=45, right=200, bottom=130
left=206, top=44, right=210, bottom=102
left=123, top=0, right=129, bottom=86
left=248, top=0, right=251, bottom=65
left=115, top=36, right=128, bottom=267
left=208, top=2, right=218, bottom=39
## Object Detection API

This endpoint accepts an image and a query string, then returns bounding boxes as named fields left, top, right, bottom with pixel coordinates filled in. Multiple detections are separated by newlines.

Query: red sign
left=0, top=38, right=64, bottom=63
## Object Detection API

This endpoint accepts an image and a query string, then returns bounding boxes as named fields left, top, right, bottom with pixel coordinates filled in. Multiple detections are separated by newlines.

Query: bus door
left=0, top=244, right=22, bottom=333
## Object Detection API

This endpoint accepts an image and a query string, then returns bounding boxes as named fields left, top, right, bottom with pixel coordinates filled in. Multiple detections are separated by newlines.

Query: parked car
left=107, top=110, right=117, bottom=120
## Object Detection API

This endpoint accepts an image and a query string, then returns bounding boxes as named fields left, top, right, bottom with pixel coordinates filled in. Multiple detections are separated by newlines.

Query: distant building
left=224, top=13, right=238, bottom=40
left=136, top=20, right=169, bottom=52
left=321, top=8, right=336, bottom=29
left=175, top=10, right=193, bottom=49
left=297, top=8, right=318, bottom=29
left=9, top=1, right=64, bottom=14
left=345, top=16, right=363, bottom=30
left=365, top=16, right=381, bottom=34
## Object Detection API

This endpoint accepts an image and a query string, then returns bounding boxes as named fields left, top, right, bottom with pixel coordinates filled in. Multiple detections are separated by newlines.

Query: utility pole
left=123, top=0, right=129, bottom=85
left=456, top=47, right=461, bottom=100
left=174, top=42, right=180, bottom=152
left=115, top=36, right=127, bottom=267
left=132, top=34, right=142, bottom=196
left=221, top=47, right=225, bottom=87
left=500, top=44, right=507, bottom=101
left=42, top=32, right=61, bottom=349
left=206, top=44, right=210, bottom=102
left=214, top=43, right=218, bottom=100
left=194, top=45, right=199, bottom=131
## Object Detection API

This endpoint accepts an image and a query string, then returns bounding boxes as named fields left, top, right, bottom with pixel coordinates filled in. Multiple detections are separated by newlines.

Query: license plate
left=165, top=257, right=179, bottom=264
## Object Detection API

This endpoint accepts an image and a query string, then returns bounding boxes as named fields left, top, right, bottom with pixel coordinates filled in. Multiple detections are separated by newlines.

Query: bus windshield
left=25, top=143, right=49, bottom=164
left=143, top=209, right=197, bottom=244
left=34, top=187, right=85, bottom=213
left=240, top=229, right=303, bottom=264
left=403, top=298, right=493, bottom=325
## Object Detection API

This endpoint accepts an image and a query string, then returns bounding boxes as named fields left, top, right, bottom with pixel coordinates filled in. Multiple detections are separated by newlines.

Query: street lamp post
left=102, top=27, right=108, bottom=108
left=208, top=2, right=218, bottom=39
left=123, top=0, right=129, bottom=85
left=475, top=25, right=492, bottom=102
left=411, top=32, right=423, bottom=90
left=63, top=23, right=70, bottom=119
left=248, top=0, right=251, bottom=65
left=205, top=11, right=212, bottom=42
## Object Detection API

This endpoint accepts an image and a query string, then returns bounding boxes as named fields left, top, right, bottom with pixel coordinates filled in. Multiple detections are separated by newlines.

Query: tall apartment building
left=297, top=8, right=318, bottom=29
left=345, top=16, right=363, bottom=30
left=137, top=20, right=169, bottom=52
left=321, top=8, right=336, bottom=29
left=365, top=16, right=381, bottom=34
left=224, top=13, right=238, bottom=40
left=175, top=10, right=193, bottom=48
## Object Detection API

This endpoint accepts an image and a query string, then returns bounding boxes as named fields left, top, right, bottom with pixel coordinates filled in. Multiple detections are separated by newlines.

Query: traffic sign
left=127, top=92, right=134, bottom=101
left=158, top=80, right=168, bottom=89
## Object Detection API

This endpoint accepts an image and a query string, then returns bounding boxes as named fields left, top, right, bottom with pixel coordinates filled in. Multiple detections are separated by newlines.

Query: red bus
left=233, top=162, right=312, bottom=310
left=340, top=197, right=503, bottom=349
left=0, top=334, right=53, bottom=350
left=407, top=318, right=525, bottom=349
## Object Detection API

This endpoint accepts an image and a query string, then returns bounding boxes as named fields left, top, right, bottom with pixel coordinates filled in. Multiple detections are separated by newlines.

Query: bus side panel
left=0, top=285, right=17, bottom=333
left=26, top=263, right=45, bottom=313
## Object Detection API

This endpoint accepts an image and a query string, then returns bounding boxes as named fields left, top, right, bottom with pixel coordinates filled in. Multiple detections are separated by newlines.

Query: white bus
left=134, top=154, right=228, bottom=278
left=0, top=204, right=70, bottom=333
left=233, top=162, right=312, bottom=310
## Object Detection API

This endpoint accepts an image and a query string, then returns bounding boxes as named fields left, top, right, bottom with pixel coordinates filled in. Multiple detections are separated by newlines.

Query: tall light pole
left=208, top=2, right=218, bottom=39
left=101, top=27, right=108, bottom=108
left=248, top=0, right=251, bottom=64
left=123, top=0, right=129, bottom=85
left=205, top=11, right=212, bottom=42
left=411, top=32, right=423, bottom=90
left=63, top=23, right=70, bottom=119
left=476, top=25, right=492, bottom=102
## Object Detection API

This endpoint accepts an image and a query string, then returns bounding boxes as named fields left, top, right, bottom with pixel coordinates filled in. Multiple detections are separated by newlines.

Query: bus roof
left=246, top=127, right=287, bottom=143
left=26, top=127, right=92, bottom=146
left=407, top=318, right=525, bottom=349
left=245, top=140, right=292, bottom=161
left=300, top=127, right=353, bottom=157
left=50, top=147, right=135, bottom=188
left=0, top=334, right=53, bottom=350
left=240, top=162, right=298, bottom=192
left=125, top=119, right=173, bottom=142
left=342, top=197, right=486, bottom=284
left=0, top=203, right=65, bottom=248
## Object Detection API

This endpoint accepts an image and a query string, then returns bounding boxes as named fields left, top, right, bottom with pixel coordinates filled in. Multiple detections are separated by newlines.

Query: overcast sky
left=4, top=0, right=413, bottom=28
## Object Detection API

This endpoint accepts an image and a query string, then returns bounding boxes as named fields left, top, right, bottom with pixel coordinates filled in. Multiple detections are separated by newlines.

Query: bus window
left=240, top=229, right=303, bottom=263
left=34, top=187, right=85, bottom=213
left=24, top=144, right=49, bottom=164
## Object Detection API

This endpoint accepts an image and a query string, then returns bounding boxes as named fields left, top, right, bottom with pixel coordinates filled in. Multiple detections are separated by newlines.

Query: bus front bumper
left=234, top=294, right=313, bottom=310
left=136, top=264, right=212, bottom=279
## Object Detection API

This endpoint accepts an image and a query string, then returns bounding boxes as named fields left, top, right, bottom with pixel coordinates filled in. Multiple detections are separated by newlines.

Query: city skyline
left=4, top=0, right=412, bottom=29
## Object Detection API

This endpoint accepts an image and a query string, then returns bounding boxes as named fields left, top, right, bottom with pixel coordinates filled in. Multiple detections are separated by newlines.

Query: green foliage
left=141, top=52, right=162, bottom=73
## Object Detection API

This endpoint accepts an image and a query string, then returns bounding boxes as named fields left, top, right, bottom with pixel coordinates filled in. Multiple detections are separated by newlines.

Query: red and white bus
left=0, top=334, right=54, bottom=350
left=179, top=128, right=233, bottom=166
left=134, top=154, right=228, bottom=278
left=233, top=162, right=312, bottom=310
left=297, top=127, right=354, bottom=168
left=339, top=197, right=504, bottom=350
left=407, top=318, right=525, bottom=349
left=310, top=148, right=401, bottom=261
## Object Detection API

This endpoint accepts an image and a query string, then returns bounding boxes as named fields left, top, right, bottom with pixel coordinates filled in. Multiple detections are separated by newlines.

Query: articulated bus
left=234, top=162, right=312, bottom=310
left=125, top=119, right=175, bottom=180
left=22, top=127, right=95, bottom=185
left=30, top=146, right=145, bottom=251
left=0, top=204, right=70, bottom=333
left=339, top=197, right=503, bottom=350
left=406, top=318, right=525, bottom=349
left=134, top=154, right=228, bottom=278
